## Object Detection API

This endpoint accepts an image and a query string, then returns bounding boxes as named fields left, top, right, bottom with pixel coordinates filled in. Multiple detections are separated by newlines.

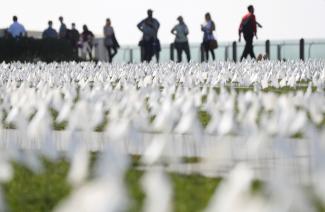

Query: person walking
left=104, top=18, right=120, bottom=63
left=137, top=9, right=160, bottom=63
left=7, top=16, right=27, bottom=38
left=81, top=25, right=95, bottom=60
left=42, top=21, right=58, bottom=39
left=239, top=5, right=262, bottom=61
left=201, top=13, right=217, bottom=62
left=171, top=16, right=191, bottom=62
left=59, top=16, right=68, bottom=39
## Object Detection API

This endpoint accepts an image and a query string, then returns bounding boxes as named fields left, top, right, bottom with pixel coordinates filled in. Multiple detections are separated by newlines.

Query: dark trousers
left=175, top=41, right=191, bottom=62
left=202, top=41, right=215, bottom=62
left=141, top=40, right=154, bottom=63
left=240, top=35, right=256, bottom=61
left=106, top=45, right=117, bottom=63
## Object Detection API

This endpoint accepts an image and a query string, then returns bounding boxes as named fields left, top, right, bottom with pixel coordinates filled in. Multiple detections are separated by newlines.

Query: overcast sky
left=1, top=0, right=325, bottom=45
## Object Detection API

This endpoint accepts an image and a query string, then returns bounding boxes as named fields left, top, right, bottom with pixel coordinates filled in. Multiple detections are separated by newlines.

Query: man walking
left=137, top=9, right=160, bottom=63
left=239, top=5, right=262, bottom=61
left=171, top=16, right=191, bottom=62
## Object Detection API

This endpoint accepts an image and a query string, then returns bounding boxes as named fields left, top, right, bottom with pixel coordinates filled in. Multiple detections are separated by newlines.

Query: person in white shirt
left=7, top=16, right=26, bottom=38
left=171, top=16, right=191, bottom=62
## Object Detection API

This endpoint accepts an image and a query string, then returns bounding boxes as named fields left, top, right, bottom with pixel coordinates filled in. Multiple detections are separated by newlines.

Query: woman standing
left=81, top=25, right=95, bottom=60
left=104, top=18, right=120, bottom=63
left=201, top=13, right=217, bottom=61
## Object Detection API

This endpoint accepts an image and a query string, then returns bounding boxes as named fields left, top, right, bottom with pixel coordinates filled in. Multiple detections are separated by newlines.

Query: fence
left=94, top=38, right=325, bottom=63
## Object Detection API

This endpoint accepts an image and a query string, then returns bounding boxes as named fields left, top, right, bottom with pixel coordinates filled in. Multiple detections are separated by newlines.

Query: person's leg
left=247, top=37, right=256, bottom=59
left=143, top=41, right=150, bottom=62
left=112, top=46, right=117, bottom=57
left=155, top=51, right=160, bottom=63
left=210, top=49, right=215, bottom=61
left=240, top=38, right=250, bottom=61
left=147, top=44, right=154, bottom=62
left=184, top=42, right=191, bottom=62
left=204, top=42, right=209, bottom=61
left=176, top=45, right=182, bottom=63
left=88, top=43, right=93, bottom=60
left=106, top=46, right=112, bottom=63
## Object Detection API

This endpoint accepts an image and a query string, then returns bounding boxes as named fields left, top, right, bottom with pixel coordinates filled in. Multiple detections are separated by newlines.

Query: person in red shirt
left=239, top=5, right=262, bottom=61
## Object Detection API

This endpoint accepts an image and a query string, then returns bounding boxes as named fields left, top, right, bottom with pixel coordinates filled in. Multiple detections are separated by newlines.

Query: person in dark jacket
left=104, top=18, right=120, bottom=63
left=239, top=5, right=262, bottom=61
left=68, top=23, right=80, bottom=57
left=58, top=16, right=68, bottom=39
left=42, top=21, right=58, bottom=39
left=137, top=9, right=160, bottom=63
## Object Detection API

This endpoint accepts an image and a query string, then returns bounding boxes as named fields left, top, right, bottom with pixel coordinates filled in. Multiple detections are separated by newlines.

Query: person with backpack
left=239, top=5, right=262, bottom=61
left=104, top=18, right=120, bottom=63
left=201, top=13, right=218, bottom=62
left=171, top=16, right=191, bottom=62
left=137, top=9, right=160, bottom=63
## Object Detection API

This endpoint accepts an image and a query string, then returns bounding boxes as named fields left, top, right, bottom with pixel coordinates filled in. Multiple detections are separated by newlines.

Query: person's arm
left=185, top=25, right=189, bottom=35
left=256, top=21, right=263, bottom=28
left=201, top=24, right=206, bottom=32
left=211, top=21, right=216, bottom=32
left=238, top=19, right=243, bottom=42
left=171, top=26, right=176, bottom=35
left=252, top=15, right=257, bottom=38
left=156, top=19, right=160, bottom=30
left=137, top=20, right=144, bottom=31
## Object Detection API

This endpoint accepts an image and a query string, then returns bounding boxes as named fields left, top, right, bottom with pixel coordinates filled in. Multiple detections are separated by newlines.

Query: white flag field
left=0, top=60, right=325, bottom=211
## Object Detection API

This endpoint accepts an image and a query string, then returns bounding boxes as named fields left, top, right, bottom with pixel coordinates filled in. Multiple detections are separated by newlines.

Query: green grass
left=2, top=157, right=221, bottom=212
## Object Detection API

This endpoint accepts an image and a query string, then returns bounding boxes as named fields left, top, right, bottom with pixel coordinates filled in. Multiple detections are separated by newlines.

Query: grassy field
left=2, top=157, right=222, bottom=212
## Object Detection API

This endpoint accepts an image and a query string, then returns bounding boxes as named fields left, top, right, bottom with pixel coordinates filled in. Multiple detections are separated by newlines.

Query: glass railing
left=93, top=38, right=325, bottom=63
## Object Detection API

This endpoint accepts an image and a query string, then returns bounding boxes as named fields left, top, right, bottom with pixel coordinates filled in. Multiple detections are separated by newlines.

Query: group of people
left=5, top=5, right=262, bottom=63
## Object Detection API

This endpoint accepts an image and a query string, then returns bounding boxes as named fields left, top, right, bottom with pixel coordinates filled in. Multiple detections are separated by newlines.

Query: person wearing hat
left=137, top=9, right=160, bottom=62
left=171, top=16, right=191, bottom=62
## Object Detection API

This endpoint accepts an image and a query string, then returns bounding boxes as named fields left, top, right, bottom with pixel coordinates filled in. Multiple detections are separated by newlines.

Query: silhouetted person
left=239, top=5, right=262, bottom=61
left=42, top=21, right=58, bottom=39
left=171, top=16, right=191, bottom=62
left=201, top=13, right=216, bottom=61
left=104, top=18, right=120, bottom=63
left=59, top=16, right=68, bottom=39
left=68, top=23, right=80, bottom=57
left=153, top=38, right=161, bottom=63
left=81, top=25, right=95, bottom=60
left=7, top=16, right=26, bottom=38
left=137, top=9, right=160, bottom=63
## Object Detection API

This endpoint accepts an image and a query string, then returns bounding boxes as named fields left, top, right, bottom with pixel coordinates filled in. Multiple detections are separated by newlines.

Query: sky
left=1, top=0, right=325, bottom=45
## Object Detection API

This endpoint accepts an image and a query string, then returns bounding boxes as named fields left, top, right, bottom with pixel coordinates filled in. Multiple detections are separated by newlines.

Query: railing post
left=170, top=43, right=175, bottom=61
left=277, top=45, right=282, bottom=61
left=225, top=46, right=229, bottom=61
left=200, top=44, right=205, bottom=62
left=265, top=40, right=270, bottom=59
left=232, top=41, right=237, bottom=62
left=129, top=48, right=133, bottom=63
left=300, top=38, right=305, bottom=61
